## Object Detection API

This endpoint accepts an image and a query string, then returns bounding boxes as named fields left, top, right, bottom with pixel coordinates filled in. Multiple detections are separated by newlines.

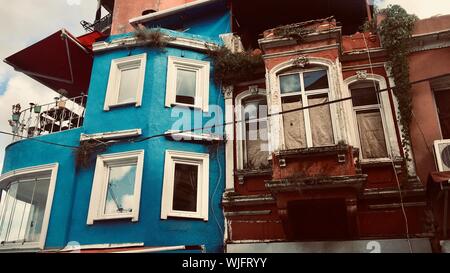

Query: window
left=104, top=53, right=147, bottom=110
left=87, top=150, right=144, bottom=225
left=161, top=150, right=209, bottom=220
left=434, top=89, right=450, bottom=139
left=241, top=96, right=269, bottom=169
left=165, top=56, right=210, bottom=111
left=279, top=68, right=335, bottom=149
left=0, top=164, right=58, bottom=250
left=350, top=81, right=389, bottom=159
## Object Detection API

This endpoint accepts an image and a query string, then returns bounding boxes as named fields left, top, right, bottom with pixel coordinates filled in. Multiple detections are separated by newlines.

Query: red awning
left=4, top=29, right=102, bottom=98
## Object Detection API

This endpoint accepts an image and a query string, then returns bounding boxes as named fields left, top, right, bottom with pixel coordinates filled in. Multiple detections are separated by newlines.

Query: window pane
left=26, top=179, right=50, bottom=243
left=173, top=163, right=198, bottom=212
left=280, top=74, right=301, bottom=94
left=105, top=165, right=137, bottom=215
left=176, top=69, right=197, bottom=105
left=309, top=95, right=334, bottom=146
left=243, top=98, right=269, bottom=169
left=351, top=82, right=379, bottom=107
left=282, top=96, right=307, bottom=149
left=118, top=67, right=139, bottom=104
left=434, top=90, right=450, bottom=139
left=0, top=178, right=50, bottom=244
left=304, top=70, right=328, bottom=91
left=356, top=110, right=388, bottom=158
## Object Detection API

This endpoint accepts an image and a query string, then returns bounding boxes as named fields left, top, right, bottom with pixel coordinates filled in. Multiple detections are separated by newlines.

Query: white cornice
left=80, top=129, right=142, bottom=141
left=92, top=36, right=218, bottom=53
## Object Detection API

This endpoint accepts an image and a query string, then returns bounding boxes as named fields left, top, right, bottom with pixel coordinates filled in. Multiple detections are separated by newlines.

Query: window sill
left=104, top=101, right=139, bottom=111
left=0, top=242, right=40, bottom=252
left=275, top=144, right=357, bottom=158
left=90, top=214, right=137, bottom=224
left=168, top=103, right=206, bottom=112
left=163, top=211, right=207, bottom=221
left=164, top=130, right=223, bottom=143
left=360, top=158, right=404, bottom=168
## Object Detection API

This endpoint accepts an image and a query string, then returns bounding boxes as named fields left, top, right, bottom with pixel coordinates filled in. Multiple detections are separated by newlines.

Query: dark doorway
left=287, top=198, right=350, bottom=241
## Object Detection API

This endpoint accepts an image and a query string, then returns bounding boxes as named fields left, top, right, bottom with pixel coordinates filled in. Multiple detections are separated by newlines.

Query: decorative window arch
left=267, top=57, right=341, bottom=151
left=344, top=74, right=400, bottom=161
left=235, top=88, right=270, bottom=170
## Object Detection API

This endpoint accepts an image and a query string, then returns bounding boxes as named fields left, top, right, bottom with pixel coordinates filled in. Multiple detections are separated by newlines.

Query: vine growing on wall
left=205, top=46, right=265, bottom=86
left=378, top=5, right=418, bottom=161
left=75, top=140, right=107, bottom=169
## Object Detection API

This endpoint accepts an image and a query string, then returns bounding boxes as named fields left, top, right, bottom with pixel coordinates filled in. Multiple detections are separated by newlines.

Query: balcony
left=80, top=13, right=113, bottom=35
left=8, top=95, right=87, bottom=142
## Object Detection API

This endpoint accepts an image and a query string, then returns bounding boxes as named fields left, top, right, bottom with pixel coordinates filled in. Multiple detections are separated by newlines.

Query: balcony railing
left=80, top=13, right=112, bottom=34
left=9, top=95, right=87, bottom=142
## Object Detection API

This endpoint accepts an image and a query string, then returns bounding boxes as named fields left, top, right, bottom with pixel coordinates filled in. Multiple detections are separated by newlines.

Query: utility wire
left=133, top=72, right=450, bottom=143
left=0, top=130, right=78, bottom=149
left=1, top=73, right=450, bottom=149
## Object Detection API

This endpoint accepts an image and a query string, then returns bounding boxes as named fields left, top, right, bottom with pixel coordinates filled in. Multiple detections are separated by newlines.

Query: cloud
left=0, top=75, right=57, bottom=171
left=377, top=0, right=450, bottom=19
left=0, top=1, right=97, bottom=172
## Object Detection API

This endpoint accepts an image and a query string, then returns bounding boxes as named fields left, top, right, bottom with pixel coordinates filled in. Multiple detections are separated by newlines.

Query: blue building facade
left=0, top=0, right=230, bottom=253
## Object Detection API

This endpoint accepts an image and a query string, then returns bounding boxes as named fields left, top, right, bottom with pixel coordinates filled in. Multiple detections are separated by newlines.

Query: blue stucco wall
left=2, top=128, right=82, bottom=248
left=2, top=26, right=228, bottom=252
left=68, top=42, right=225, bottom=252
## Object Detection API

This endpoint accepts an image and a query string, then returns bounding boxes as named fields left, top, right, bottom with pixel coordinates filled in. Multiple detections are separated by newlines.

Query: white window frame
left=277, top=67, right=338, bottom=148
left=0, top=163, right=58, bottom=251
left=87, top=150, right=144, bottom=225
left=165, top=56, right=210, bottom=112
left=344, top=75, right=400, bottom=162
left=161, top=150, right=209, bottom=221
left=103, top=53, right=147, bottom=111
left=235, top=88, right=269, bottom=170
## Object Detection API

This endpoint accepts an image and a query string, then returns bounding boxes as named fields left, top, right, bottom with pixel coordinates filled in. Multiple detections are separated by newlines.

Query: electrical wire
left=0, top=130, right=78, bottom=149
left=132, top=72, right=450, bottom=144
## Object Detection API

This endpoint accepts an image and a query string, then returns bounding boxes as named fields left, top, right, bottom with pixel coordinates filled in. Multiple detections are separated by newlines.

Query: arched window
left=239, top=95, right=269, bottom=169
left=349, top=81, right=389, bottom=159
left=278, top=67, right=335, bottom=149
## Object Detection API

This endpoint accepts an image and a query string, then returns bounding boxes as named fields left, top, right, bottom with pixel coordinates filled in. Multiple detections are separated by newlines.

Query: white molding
left=268, top=57, right=341, bottom=151
left=224, top=86, right=235, bottom=191
left=262, top=44, right=339, bottom=60
left=165, top=56, right=210, bottom=112
left=343, top=74, right=401, bottom=160
left=87, top=150, right=145, bottom=225
left=103, top=53, right=147, bottom=111
left=0, top=163, right=59, bottom=250
left=235, top=88, right=268, bottom=169
left=80, top=129, right=142, bottom=142
left=164, top=130, right=222, bottom=141
left=92, top=36, right=218, bottom=53
left=161, top=150, right=209, bottom=221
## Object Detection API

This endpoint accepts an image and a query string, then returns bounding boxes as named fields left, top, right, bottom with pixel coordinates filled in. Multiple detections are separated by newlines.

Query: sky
left=1, top=0, right=450, bottom=173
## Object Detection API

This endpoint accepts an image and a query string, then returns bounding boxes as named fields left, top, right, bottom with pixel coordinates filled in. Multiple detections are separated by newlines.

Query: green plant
left=206, top=46, right=265, bottom=86
left=133, top=27, right=174, bottom=50
left=75, top=140, right=107, bottom=169
left=272, top=16, right=334, bottom=41
left=378, top=5, right=418, bottom=161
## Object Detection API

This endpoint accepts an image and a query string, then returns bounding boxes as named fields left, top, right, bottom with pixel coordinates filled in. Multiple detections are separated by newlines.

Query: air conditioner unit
left=434, top=140, right=450, bottom=172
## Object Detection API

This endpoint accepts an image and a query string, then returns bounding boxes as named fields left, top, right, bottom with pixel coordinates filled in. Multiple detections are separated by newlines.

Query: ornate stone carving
left=356, top=70, right=368, bottom=80
left=222, top=85, right=233, bottom=99
left=249, top=85, right=259, bottom=95
left=292, top=55, right=309, bottom=68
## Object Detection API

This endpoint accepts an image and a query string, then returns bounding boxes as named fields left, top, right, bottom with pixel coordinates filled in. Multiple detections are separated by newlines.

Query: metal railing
left=9, top=95, right=87, bottom=142
left=80, top=13, right=112, bottom=33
